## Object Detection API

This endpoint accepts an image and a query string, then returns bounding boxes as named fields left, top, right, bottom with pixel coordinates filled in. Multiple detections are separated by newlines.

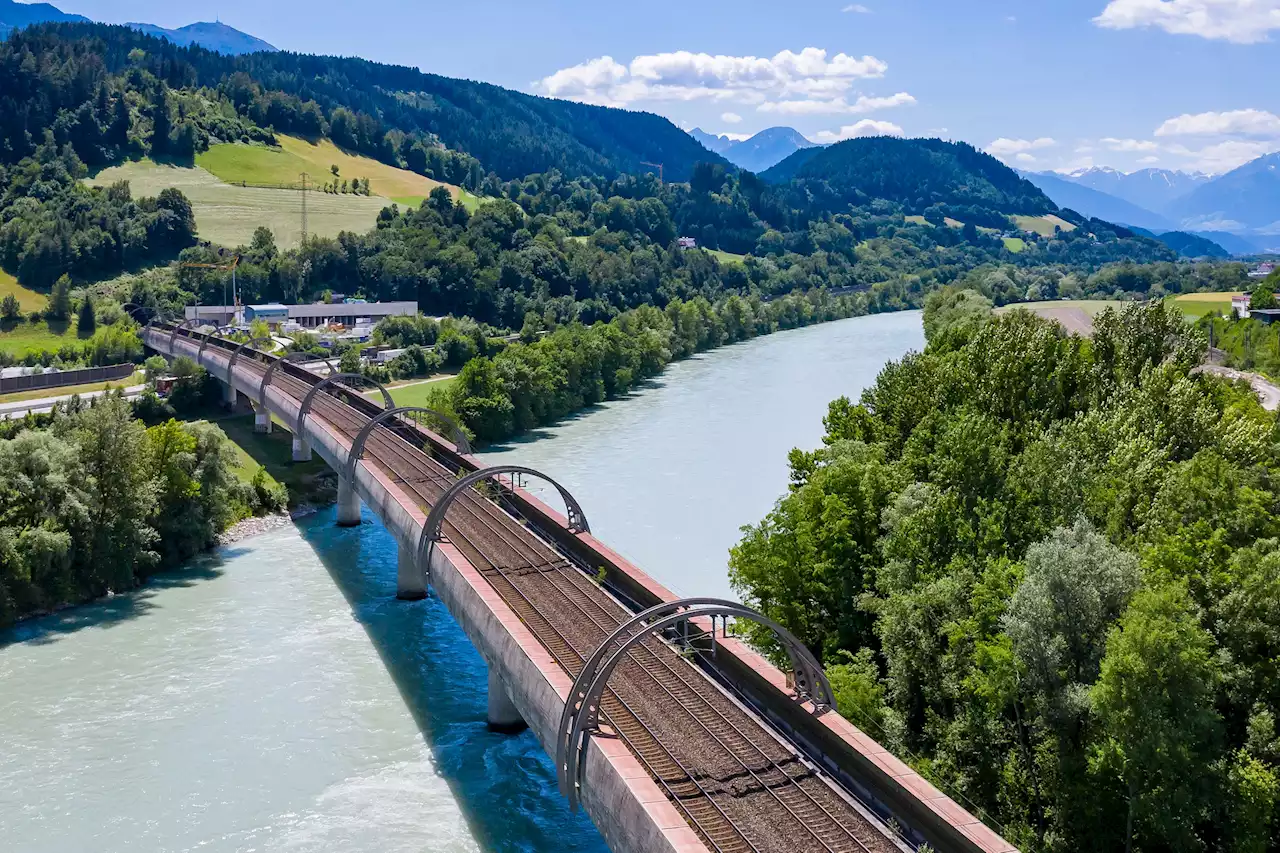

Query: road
left=1194, top=365, right=1280, bottom=411
left=0, top=384, right=147, bottom=418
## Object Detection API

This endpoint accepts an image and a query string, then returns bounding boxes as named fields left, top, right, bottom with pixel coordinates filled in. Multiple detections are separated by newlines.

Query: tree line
left=729, top=296, right=1280, bottom=852
left=0, top=393, right=286, bottom=626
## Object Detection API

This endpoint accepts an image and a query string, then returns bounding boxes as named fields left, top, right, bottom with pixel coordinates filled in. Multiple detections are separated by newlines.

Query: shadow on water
left=296, top=505, right=608, bottom=853
left=0, top=555, right=231, bottom=648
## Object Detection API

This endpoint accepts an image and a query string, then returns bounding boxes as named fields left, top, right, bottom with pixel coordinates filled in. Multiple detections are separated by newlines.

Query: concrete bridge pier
left=291, top=436, right=312, bottom=462
left=487, top=669, right=528, bottom=733
left=396, top=541, right=427, bottom=600
left=336, top=478, right=361, bottom=526
left=253, top=405, right=272, bottom=434
left=223, top=382, right=237, bottom=409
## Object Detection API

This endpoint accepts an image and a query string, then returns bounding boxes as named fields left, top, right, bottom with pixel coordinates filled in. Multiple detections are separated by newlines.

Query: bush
left=249, top=467, right=288, bottom=512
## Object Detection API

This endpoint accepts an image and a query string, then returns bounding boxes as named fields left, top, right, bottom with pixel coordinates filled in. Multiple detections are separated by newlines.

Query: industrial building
left=184, top=301, right=417, bottom=329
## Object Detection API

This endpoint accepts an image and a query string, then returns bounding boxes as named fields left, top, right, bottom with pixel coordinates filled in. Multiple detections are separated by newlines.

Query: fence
left=0, top=363, right=135, bottom=394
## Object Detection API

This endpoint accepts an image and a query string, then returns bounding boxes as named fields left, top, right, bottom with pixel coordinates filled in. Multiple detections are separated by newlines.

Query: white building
left=1249, top=263, right=1276, bottom=279
left=1233, top=294, right=1252, bottom=318
left=185, top=301, right=416, bottom=329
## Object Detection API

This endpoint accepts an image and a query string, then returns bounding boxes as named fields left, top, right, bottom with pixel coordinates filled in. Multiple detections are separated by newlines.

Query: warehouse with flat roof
left=185, top=301, right=416, bottom=328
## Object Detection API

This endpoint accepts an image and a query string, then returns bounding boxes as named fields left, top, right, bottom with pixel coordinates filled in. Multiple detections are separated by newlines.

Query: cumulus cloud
left=721, top=112, right=743, bottom=124
left=1100, top=137, right=1160, bottom=151
left=1165, top=138, right=1280, bottom=172
left=757, top=91, right=916, bottom=115
left=1155, top=108, right=1280, bottom=137
left=537, top=47, right=890, bottom=109
left=985, top=137, right=1057, bottom=156
left=813, top=119, right=904, bottom=143
left=843, top=4, right=872, bottom=11
left=1094, top=0, right=1280, bottom=43
left=1138, top=155, right=1161, bottom=164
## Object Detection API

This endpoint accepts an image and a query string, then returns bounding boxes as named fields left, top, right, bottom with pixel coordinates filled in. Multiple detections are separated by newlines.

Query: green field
left=90, top=159, right=387, bottom=250
left=370, top=375, right=457, bottom=407
left=1014, top=214, right=1077, bottom=237
left=0, top=318, right=87, bottom=356
left=997, top=299, right=1119, bottom=317
left=0, top=371, right=143, bottom=404
left=1168, top=291, right=1242, bottom=318
left=1003, top=237, right=1026, bottom=253
left=707, top=249, right=747, bottom=266
left=0, top=269, right=47, bottom=312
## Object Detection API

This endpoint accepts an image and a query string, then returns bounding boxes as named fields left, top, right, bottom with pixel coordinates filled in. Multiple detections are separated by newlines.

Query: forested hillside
left=731, top=297, right=1280, bottom=852
left=4, top=22, right=725, bottom=182
left=762, top=137, right=1055, bottom=226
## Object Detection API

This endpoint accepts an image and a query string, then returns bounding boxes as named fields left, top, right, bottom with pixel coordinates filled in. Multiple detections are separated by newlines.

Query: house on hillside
left=1250, top=262, right=1276, bottom=279
left=677, top=236, right=698, bottom=249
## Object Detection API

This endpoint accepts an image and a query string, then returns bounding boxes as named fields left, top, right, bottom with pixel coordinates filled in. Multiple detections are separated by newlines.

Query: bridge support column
left=487, top=669, right=527, bottom=733
left=291, top=436, right=312, bottom=462
left=223, top=381, right=237, bottom=409
left=336, top=477, right=361, bottom=527
left=396, top=542, right=427, bottom=600
left=253, top=406, right=272, bottom=434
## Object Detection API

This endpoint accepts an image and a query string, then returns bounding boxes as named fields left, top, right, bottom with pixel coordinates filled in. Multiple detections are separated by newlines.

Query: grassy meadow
left=0, top=318, right=87, bottom=356
left=1013, top=214, right=1076, bottom=237
left=0, top=269, right=48, bottom=312
left=1167, top=291, right=1242, bottom=319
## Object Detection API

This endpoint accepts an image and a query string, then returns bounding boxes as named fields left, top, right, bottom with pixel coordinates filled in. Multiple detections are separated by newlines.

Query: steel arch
left=168, top=317, right=204, bottom=350
left=416, top=465, right=590, bottom=583
left=295, top=373, right=395, bottom=439
left=225, top=336, right=275, bottom=379
left=258, top=351, right=337, bottom=407
left=343, top=406, right=472, bottom=484
left=555, top=598, right=835, bottom=810
left=197, top=326, right=232, bottom=361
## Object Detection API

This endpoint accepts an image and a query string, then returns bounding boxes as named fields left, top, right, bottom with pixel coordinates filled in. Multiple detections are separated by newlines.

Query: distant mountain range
left=126, top=21, right=276, bottom=55
left=1025, top=158, right=1280, bottom=255
left=0, top=0, right=274, bottom=55
left=689, top=126, right=822, bottom=173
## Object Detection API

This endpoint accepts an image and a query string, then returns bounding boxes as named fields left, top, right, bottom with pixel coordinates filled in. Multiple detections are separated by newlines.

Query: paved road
left=0, top=384, right=147, bottom=418
left=1194, top=365, right=1280, bottom=411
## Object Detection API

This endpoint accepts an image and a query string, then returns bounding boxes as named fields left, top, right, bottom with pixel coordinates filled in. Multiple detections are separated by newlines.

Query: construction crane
left=179, top=255, right=241, bottom=324
left=640, top=161, right=664, bottom=185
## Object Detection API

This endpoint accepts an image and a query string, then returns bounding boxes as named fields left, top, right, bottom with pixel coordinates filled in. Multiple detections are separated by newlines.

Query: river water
left=0, top=311, right=923, bottom=853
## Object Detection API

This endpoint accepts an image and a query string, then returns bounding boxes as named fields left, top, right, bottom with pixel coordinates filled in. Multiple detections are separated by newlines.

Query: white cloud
left=1015, top=152, right=1037, bottom=164
left=1094, top=0, right=1280, bottom=44
left=1100, top=137, right=1160, bottom=151
left=1165, top=138, right=1280, bottom=172
left=537, top=47, right=889, bottom=108
left=813, top=119, right=904, bottom=143
left=757, top=91, right=916, bottom=115
left=842, top=3, right=872, bottom=11
left=721, top=112, right=743, bottom=124
left=1154, top=108, right=1280, bottom=137
left=985, top=137, right=1057, bottom=156
left=1138, top=155, right=1161, bottom=164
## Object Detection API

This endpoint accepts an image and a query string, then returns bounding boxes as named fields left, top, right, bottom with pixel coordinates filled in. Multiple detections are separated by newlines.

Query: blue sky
left=48, top=0, right=1280, bottom=175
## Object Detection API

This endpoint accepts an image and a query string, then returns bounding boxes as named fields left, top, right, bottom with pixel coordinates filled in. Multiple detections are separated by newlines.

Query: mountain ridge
left=688, top=126, right=822, bottom=173
left=126, top=21, right=277, bottom=55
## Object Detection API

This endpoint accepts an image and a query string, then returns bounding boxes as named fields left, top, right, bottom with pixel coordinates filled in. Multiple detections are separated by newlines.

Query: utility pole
left=299, top=171, right=310, bottom=245
left=640, top=161, right=664, bottom=186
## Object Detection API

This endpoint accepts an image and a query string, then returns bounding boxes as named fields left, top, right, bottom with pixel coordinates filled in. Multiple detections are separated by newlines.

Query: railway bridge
left=143, top=321, right=1017, bottom=853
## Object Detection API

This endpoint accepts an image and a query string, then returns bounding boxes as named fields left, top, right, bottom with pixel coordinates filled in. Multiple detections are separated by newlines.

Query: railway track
left=186, top=339, right=904, bottom=853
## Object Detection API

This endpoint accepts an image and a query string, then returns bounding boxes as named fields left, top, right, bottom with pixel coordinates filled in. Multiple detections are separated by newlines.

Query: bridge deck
left=249, top=353, right=902, bottom=853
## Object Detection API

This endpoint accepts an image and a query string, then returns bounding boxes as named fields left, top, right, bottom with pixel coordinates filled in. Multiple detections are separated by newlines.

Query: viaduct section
left=145, top=323, right=1017, bottom=853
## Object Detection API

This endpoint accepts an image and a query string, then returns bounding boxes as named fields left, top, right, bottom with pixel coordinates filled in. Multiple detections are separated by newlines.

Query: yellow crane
left=640, top=161, right=664, bottom=185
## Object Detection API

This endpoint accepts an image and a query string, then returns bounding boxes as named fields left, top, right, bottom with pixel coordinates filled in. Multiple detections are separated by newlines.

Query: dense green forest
left=2, top=22, right=722, bottom=183
left=729, top=296, right=1280, bottom=852
left=0, top=393, right=286, bottom=626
